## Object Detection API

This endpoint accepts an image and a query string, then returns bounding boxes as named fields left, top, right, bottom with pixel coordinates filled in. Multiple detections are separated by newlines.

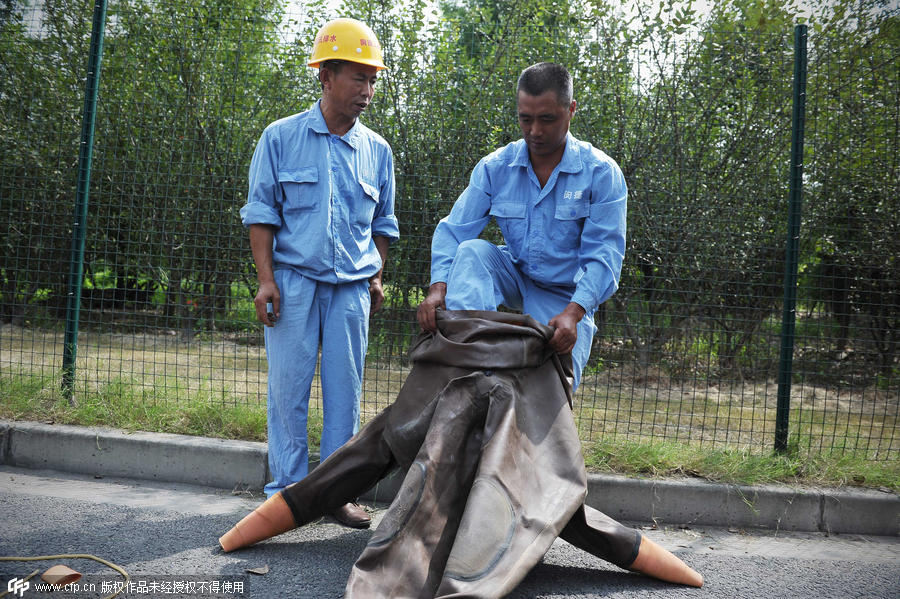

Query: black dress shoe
left=332, top=502, right=371, bottom=529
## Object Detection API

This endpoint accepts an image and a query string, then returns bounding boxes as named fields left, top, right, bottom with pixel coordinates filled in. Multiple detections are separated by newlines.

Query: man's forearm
left=563, top=301, right=586, bottom=321
left=249, top=224, right=275, bottom=283
left=371, top=236, right=390, bottom=283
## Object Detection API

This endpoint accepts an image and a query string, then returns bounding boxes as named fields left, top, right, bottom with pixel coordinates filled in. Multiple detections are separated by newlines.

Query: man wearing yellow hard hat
left=239, top=18, right=397, bottom=529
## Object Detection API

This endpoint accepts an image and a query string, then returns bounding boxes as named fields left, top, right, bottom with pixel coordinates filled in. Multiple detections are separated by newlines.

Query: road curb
left=584, top=473, right=899, bottom=535
left=0, top=420, right=268, bottom=490
left=2, top=419, right=897, bottom=535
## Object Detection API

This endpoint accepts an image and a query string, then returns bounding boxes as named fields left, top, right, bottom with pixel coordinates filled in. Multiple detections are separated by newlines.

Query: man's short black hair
left=318, top=60, right=345, bottom=89
left=516, top=62, right=573, bottom=107
left=320, top=59, right=346, bottom=75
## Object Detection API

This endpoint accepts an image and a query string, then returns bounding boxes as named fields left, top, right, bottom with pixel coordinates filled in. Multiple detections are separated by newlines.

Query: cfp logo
left=7, top=577, right=29, bottom=597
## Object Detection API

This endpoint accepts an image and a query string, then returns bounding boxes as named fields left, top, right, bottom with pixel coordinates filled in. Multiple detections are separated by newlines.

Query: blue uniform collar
left=510, top=132, right=582, bottom=174
left=308, top=99, right=362, bottom=149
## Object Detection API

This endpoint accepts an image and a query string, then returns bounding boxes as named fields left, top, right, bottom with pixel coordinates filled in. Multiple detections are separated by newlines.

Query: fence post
left=61, top=0, right=109, bottom=402
left=775, top=24, right=808, bottom=453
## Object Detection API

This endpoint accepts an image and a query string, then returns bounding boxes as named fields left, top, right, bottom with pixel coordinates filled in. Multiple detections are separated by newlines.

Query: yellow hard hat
left=307, top=18, right=387, bottom=71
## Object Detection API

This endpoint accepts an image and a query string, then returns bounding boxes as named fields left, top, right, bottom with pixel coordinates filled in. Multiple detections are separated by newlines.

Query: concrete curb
left=0, top=420, right=268, bottom=490
left=2, top=420, right=897, bottom=536
left=585, top=473, right=899, bottom=536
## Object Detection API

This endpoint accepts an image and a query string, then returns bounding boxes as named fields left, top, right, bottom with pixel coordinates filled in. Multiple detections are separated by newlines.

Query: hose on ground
left=0, top=554, right=130, bottom=599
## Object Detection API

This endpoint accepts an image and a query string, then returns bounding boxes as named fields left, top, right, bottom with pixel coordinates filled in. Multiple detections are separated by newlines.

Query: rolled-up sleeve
left=240, top=128, right=283, bottom=228
left=430, top=159, right=493, bottom=284
left=570, top=160, right=627, bottom=311
left=372, top=149, right=400, bottom=242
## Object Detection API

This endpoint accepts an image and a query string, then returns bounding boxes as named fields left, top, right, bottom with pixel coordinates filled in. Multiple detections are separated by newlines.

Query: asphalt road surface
left=1, top=465, right=898, bottom=598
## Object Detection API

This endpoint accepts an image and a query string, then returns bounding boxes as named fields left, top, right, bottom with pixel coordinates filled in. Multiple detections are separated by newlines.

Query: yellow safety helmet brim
left=307, top=18, right=388, bottom=71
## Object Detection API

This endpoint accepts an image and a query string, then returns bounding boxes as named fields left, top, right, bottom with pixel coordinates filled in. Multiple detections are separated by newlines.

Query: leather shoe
left=331, top=502, right=371, bottom=529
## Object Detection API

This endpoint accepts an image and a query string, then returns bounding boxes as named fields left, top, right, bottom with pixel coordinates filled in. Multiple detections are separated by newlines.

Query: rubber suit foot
left=628, top=536, right=703, bottom=587
left=41, top=565, right=82, bottom=586
left=219, top=493, right=296, bottom=552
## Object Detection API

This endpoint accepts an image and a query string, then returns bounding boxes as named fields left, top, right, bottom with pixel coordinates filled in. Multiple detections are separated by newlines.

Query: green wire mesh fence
left=1, top=0, right=897, bottom=459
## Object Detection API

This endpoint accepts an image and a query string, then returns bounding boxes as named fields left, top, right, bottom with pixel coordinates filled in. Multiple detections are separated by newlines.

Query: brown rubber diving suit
left=220, top=310, right=701, bottom=596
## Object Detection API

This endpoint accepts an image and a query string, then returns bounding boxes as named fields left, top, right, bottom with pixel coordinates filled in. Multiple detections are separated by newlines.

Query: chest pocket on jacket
left=356, top=180, right=380, bottom=226
left=279, top=166, right=320, bottom=213
left=550, top=200, right=589, bottom=251
left=489, top=202, right=526, bottom=253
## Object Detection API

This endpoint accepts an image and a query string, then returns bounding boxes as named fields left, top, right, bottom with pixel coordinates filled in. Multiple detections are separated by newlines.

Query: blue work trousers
left=444, top=240, right=596, bottom=391
left=264, top=268, right=370, bottom=497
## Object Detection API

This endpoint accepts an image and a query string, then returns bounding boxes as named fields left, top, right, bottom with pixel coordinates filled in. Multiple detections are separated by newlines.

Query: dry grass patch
left=3, top=325, right=898, bottom=486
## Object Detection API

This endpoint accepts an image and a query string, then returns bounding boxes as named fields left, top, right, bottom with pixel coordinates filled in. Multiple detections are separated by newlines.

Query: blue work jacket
left=431, top=133, right=627, bottom=312
left=241, top=100, right=399, bottom=283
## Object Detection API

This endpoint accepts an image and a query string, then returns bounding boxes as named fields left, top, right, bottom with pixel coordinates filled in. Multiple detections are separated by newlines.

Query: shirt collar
left=558, top=133, right=582, bottom=173
left=509, top=132, right=582, bottom=173
left=309, top=99, right=362, bottom=150
left=510, top=140, right=531, bottom=168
